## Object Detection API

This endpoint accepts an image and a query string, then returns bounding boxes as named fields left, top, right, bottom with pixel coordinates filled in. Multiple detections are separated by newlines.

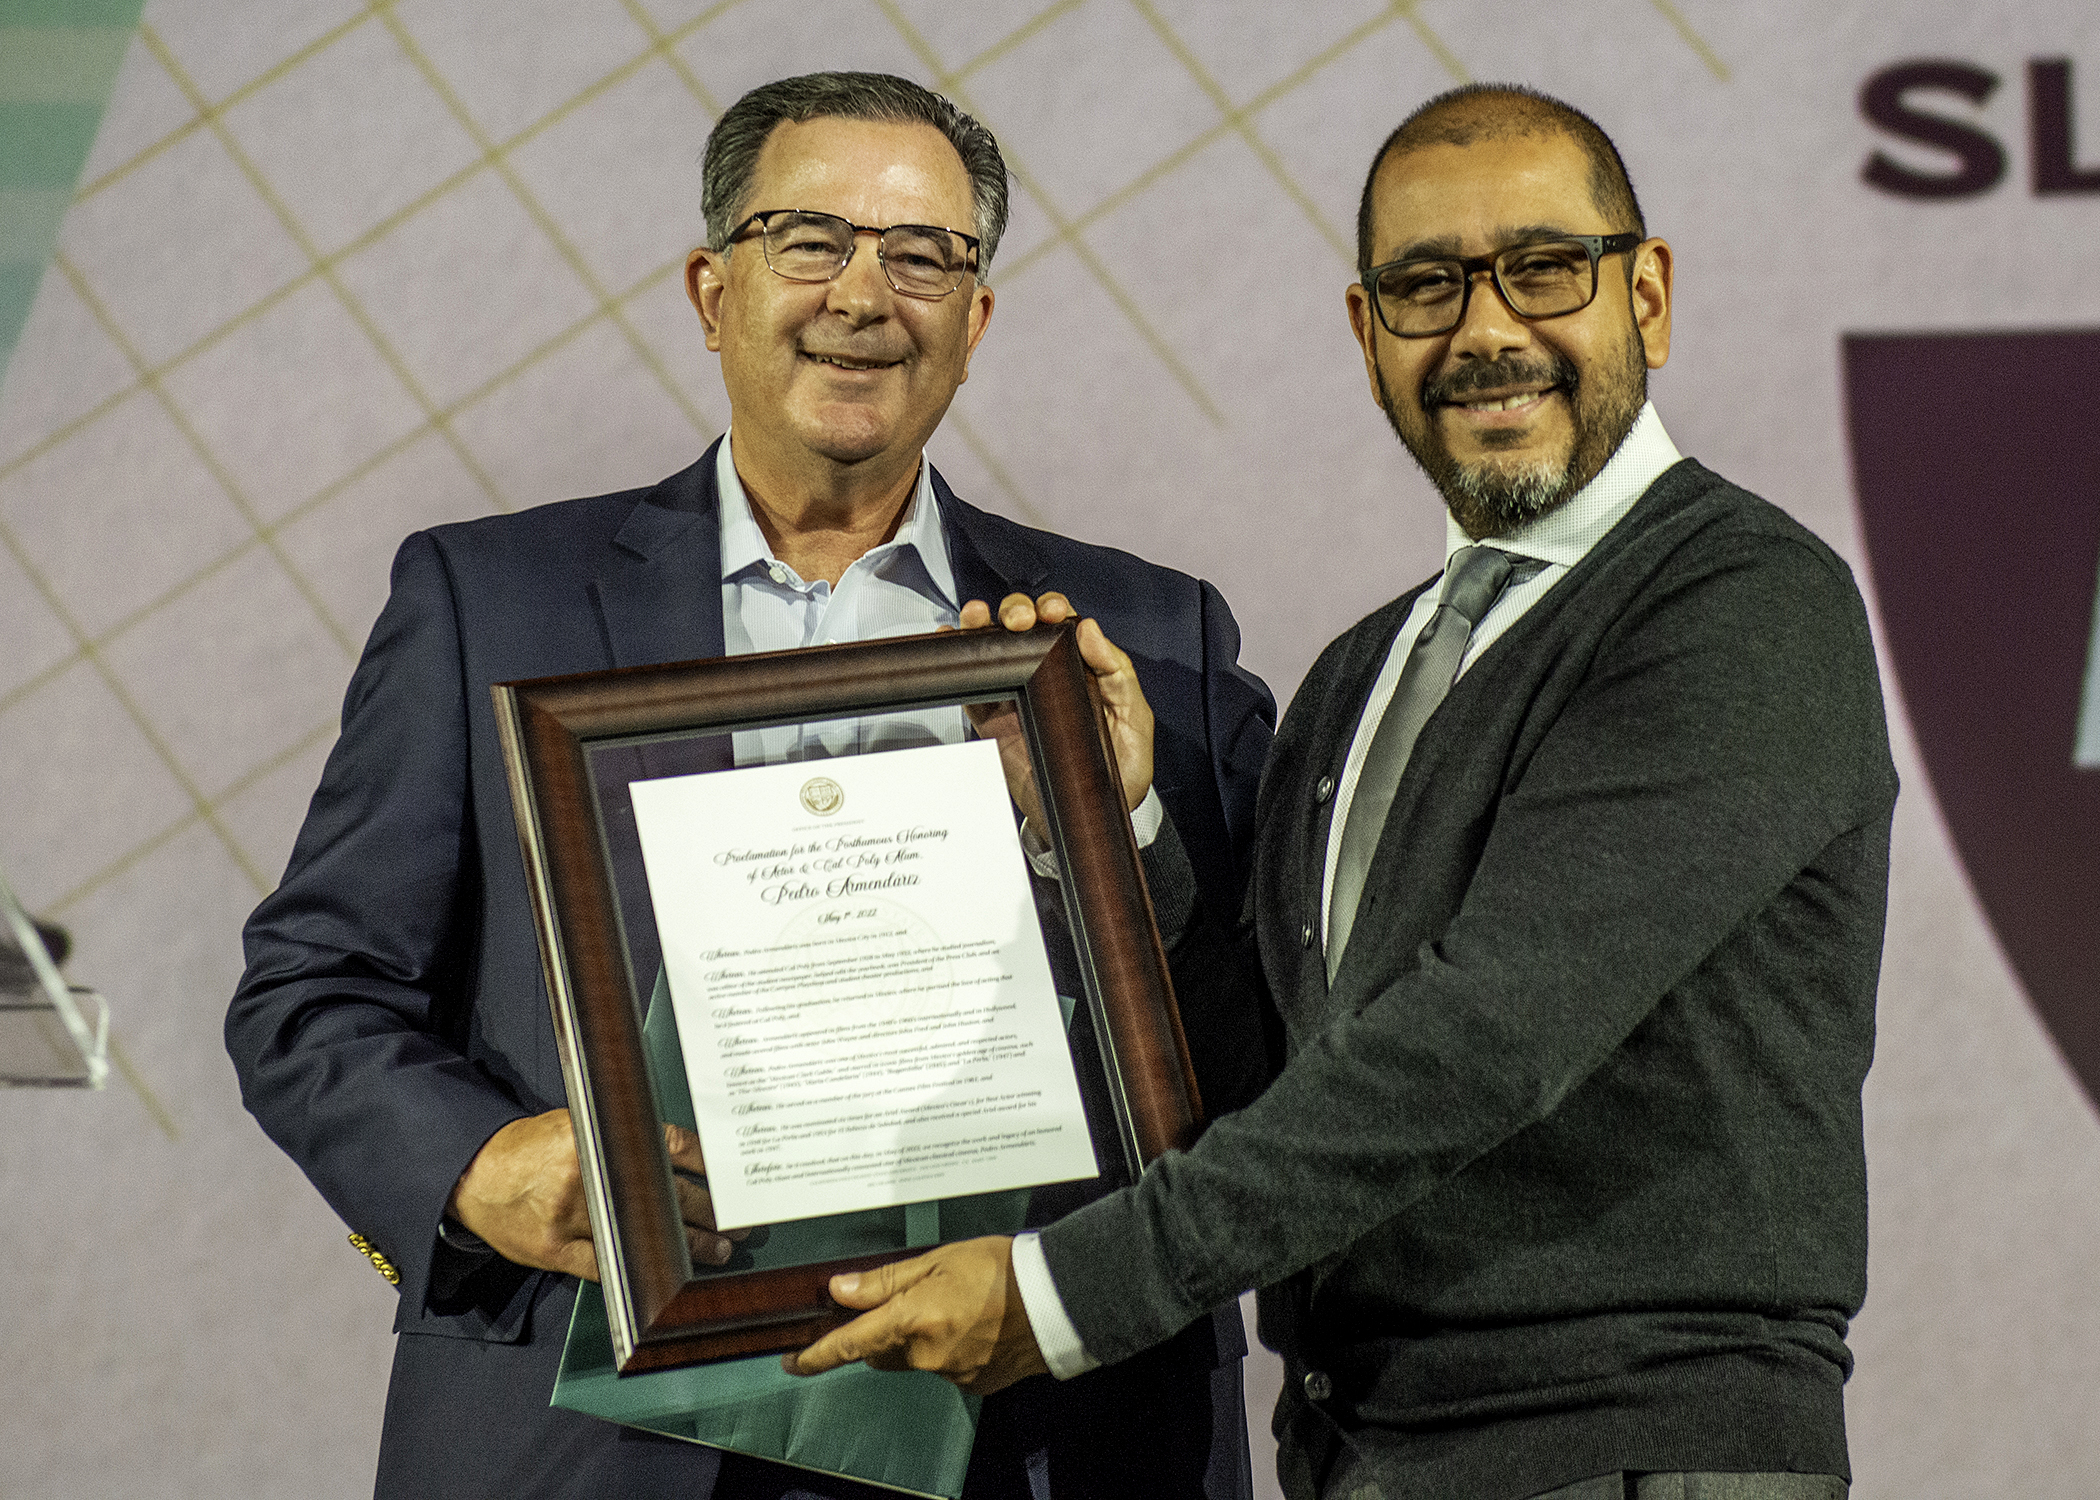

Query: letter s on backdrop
left=1861, top=59, right=2005, bottom=198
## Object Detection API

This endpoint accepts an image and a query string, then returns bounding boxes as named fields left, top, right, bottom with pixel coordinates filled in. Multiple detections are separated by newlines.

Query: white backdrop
left=2, top=2, right=2097, bottom=1495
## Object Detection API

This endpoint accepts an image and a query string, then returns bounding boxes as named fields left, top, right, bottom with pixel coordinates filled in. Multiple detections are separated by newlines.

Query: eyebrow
left=1380, top=223, right=1586, bottom=263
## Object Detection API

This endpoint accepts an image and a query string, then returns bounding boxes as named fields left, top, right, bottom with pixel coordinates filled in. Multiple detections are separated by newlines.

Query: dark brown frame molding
left=493, top=622, right=1200, bottom=1373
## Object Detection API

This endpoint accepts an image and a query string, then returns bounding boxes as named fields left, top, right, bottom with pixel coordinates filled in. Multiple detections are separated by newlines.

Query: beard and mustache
left=1375, top=318, right=1649, bottom=540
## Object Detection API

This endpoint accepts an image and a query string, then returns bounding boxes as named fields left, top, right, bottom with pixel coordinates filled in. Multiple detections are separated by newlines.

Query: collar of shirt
left=715, top=433, right=959, bottom=612
left=1440, top=400, right=1682, bottom=572
left=1436, top=401, right=1682, bottom=677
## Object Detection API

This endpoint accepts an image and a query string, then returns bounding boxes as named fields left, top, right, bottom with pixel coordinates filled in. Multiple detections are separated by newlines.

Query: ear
left=687, top=245, right=728, bottom=352
left=958, top=282, right=995, bottom=385
left=1629, top=237, right=1672, bottom=370
left=1344, top=282, right=1386, bottom=409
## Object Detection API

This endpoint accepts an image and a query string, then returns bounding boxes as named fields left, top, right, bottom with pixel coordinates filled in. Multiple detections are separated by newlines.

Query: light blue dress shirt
left=715, top=434, right=966, bottom=764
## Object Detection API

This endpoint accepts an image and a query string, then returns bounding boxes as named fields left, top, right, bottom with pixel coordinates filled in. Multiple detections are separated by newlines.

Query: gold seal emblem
left=799, top=776, right=844, bottom=816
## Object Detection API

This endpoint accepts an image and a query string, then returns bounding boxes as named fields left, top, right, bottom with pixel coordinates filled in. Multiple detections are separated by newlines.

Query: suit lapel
left=590, top=439, right=728, bottom=670
left=933, top=468, right=1049, bottom=606
left=587, top=443, right=732, bottom=990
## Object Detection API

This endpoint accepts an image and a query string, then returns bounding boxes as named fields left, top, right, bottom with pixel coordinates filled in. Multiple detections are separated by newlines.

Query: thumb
left=1075, top=617, right=1132, bottom=680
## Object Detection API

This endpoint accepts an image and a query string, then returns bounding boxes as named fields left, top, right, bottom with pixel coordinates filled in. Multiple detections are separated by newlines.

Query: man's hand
left=959, top=592, right=1156, bottom=820
left=781, top=1236, right=1048, bottom=1395
left=446, top=1107, right=741, bottom=1281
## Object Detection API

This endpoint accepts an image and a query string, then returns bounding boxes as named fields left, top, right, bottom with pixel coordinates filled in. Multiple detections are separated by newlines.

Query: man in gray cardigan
left=789, top=85, right=1898, bottom=1500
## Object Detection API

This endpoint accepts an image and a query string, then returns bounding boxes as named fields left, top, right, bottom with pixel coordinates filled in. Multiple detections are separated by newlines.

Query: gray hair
left=701, top=72, right=1011, bottom=280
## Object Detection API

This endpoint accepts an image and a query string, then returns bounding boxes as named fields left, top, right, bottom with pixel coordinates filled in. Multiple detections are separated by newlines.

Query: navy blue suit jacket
left=227, top=444, right=1276, bottom=1498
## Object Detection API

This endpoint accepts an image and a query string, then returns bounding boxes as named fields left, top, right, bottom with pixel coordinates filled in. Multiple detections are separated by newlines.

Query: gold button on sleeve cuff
left=347, top=1231, right=401, bottom=1285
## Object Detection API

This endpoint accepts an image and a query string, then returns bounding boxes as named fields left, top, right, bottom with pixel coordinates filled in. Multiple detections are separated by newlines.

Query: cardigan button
left=1314, top=775, right=1335, bottom=804
left=1302, top=1369, right=1333, bottom=1401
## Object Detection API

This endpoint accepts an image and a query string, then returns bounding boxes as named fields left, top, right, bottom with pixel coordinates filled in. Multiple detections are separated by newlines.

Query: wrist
left=436, top=1215, right=493, bottom=1256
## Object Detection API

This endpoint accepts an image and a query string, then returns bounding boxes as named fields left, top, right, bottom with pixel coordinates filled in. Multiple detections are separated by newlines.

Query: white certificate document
left=629, top=738, right=1100, bottom=1230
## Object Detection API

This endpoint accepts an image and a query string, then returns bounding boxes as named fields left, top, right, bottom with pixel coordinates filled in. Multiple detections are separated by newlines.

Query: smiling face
left=1345, top=130, right=1672, bottom=538
left=688, top=116, right=994, bottom=495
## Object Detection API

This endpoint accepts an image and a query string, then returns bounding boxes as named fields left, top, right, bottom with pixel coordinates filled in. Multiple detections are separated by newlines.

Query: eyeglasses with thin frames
left=729, top=209, right=981, bottom=299
left=1362, top=232, right=1642, bottom=338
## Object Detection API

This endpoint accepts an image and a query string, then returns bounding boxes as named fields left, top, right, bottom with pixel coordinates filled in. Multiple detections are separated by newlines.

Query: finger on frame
left=662, top=1122, right=706, bottom=1175
left=829, top=1250, right=940, bottom=1310
left=995, top=593, right=1038, bottom=632
left=783, top=1303, right=908, bottom=1377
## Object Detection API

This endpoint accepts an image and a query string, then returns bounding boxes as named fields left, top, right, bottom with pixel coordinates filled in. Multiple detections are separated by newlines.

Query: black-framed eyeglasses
left=729, top=209, right=981, bottom=299
left=1362, top=232, right=1641, bottom=338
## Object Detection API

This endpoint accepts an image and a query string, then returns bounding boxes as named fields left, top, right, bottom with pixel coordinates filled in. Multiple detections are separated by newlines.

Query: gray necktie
left=1325, top=545, right=1540, bottom=979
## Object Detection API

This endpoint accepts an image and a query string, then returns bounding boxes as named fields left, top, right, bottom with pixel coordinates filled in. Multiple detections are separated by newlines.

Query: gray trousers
left=1530, top=1475, right=1848, bottom=1500
left=1321, top=1468, right=1846, bottom=1500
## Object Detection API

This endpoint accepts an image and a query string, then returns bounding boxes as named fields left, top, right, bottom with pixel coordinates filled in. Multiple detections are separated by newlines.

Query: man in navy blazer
left=226, top=72, right=1273, bottom=1500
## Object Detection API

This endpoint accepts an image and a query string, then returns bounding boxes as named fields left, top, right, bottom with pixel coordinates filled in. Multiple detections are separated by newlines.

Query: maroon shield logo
left=1845, top=328, right=2100, bottom=1106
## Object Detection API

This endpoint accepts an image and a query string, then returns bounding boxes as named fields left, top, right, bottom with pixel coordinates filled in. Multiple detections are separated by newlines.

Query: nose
left=825, top=229, right=892, bottom=325
left=1446, top=267, right=1530, bottom=363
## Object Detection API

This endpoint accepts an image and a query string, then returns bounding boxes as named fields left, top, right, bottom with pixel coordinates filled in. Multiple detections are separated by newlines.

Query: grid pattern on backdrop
left=0, top=0, right=1725, bottom=1117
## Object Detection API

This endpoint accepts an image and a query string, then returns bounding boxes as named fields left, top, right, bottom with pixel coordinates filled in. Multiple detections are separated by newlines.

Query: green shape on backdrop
left=0, top=0, right=146, bottom=24
left=0, top=3, right=145, bottom=387
left=0, top=25, right=132, bottom=99
left=0, top=188, right=72, bottom=260
left=0, top=102, right=107, bottom=185
left=0, top=264, right=43, bottom=335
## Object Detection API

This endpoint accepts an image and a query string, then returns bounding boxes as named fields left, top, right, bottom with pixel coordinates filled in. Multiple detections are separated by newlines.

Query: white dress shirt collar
left=715, top=433, right=958, bottom=606
left=1442, top=401, right=1683, bottom=571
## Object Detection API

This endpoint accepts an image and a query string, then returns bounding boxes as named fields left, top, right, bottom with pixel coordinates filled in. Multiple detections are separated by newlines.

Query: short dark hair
left=701, top=71, right=1012, bottom=279
left=1354, top=84, right=1647, bottom=281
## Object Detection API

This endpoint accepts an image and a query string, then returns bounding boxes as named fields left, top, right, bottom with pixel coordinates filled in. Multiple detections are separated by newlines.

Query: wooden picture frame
left=492, top=622, right=1200, bottom=1374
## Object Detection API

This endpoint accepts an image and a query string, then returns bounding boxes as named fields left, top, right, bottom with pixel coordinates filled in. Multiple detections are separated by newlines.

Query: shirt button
left=1314, top=775, right=1335, bottom=804
left=1300, top=922, right=1314, bottom=948
left=1302, top=1370, right=1333, bottom=1401
left=767, top=563, right=788, bottom=585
